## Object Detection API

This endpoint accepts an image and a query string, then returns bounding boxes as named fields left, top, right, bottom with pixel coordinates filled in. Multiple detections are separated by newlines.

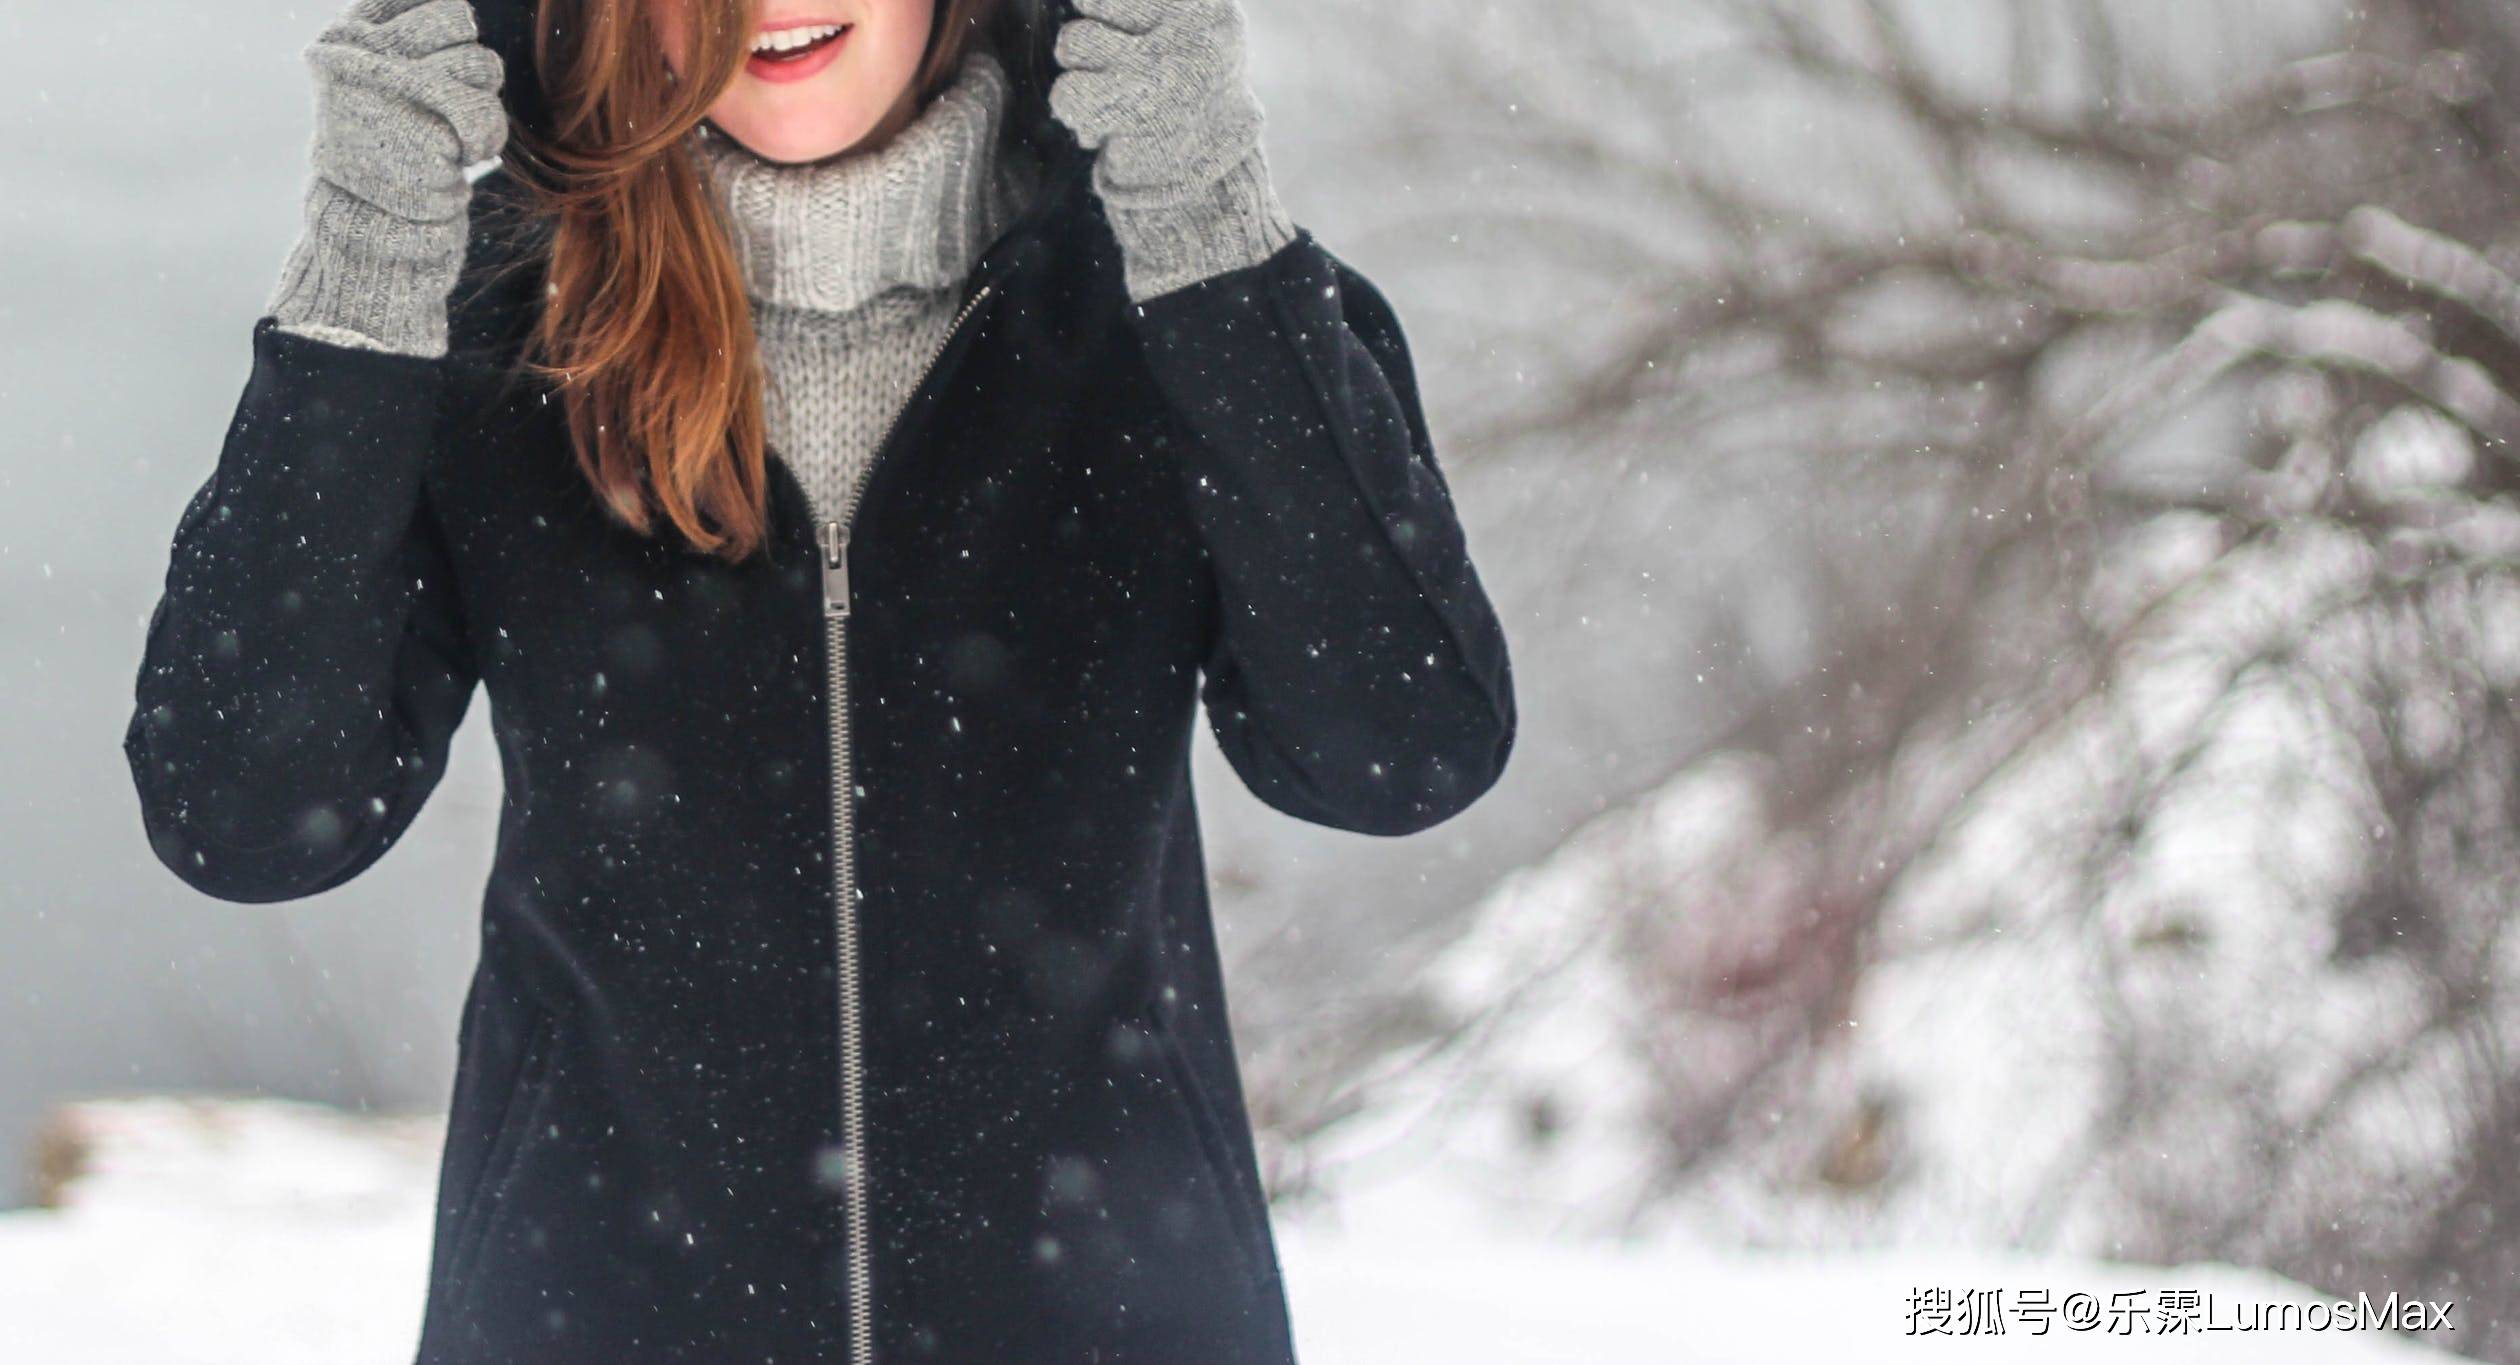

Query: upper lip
left=749, top=18, right=850, bottom=53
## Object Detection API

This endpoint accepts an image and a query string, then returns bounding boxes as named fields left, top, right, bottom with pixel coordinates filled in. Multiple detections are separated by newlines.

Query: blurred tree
left=1278, top=1, right=2520, bottom=1357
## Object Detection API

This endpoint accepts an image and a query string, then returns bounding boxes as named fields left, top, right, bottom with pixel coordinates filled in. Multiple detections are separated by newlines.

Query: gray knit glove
left=265, top=0, right=507, bottom=358
left=1048, top=0, right=1298, bottom=303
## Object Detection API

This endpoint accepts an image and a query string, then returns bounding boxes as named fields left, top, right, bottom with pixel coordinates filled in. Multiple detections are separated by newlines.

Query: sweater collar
left=689, top=49, right=1017, bottom=315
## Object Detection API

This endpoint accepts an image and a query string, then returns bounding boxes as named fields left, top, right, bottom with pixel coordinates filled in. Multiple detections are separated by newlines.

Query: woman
left=121, top=0, right=1515, bottom=1359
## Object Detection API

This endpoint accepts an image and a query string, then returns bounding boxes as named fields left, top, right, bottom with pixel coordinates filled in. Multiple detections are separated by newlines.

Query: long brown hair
left=503, top=0, right=1007, bottom=564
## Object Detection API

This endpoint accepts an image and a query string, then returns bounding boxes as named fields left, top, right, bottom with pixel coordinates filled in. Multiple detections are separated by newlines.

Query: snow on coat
left=119, top=5, right=1516, bottom=1361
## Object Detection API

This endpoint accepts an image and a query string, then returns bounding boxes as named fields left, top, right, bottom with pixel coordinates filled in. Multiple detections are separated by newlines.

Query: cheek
left=866, top=0, right=936, bottom=54
left=653, top=0, right=690, bottom=77
left=865, top=9, right=934, bottom=92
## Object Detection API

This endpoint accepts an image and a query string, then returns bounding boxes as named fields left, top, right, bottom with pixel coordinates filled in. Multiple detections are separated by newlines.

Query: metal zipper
left=816, top=277, right=996, bottom=1365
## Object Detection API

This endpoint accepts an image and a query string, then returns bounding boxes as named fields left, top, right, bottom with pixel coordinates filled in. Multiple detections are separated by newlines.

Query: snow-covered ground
left=0, top=1098, right=2462, bottom=1364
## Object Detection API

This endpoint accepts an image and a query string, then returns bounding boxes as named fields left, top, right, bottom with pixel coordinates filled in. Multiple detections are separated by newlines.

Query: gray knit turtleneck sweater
left=690, top=50, right=1039, bottom=527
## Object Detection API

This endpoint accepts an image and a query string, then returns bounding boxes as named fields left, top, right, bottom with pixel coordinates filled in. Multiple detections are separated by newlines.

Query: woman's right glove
left=264, top=0, right=508, bottom=358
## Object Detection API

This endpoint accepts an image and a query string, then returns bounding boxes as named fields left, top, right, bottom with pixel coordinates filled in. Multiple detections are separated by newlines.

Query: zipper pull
left=820, top=519, right=849, bottom=618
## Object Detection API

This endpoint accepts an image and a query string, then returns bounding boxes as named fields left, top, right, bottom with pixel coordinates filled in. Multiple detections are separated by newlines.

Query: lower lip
left=746, top=27, right=850, bottom=84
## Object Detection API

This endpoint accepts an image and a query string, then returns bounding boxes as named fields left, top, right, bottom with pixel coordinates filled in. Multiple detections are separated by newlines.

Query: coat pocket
left=1142, top=1012, right=1276, bottom=1287
left=444, top=1007, right=560, bottom=1298
left=1039, top=1012, right=1267, bottom=1306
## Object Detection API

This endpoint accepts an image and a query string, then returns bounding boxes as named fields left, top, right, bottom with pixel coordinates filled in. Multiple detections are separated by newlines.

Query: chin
left=744, top=112, right=882, bottom=164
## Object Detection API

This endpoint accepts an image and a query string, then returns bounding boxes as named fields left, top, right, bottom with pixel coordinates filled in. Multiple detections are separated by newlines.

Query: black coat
left=121, top=8, right=1516, bottom=1362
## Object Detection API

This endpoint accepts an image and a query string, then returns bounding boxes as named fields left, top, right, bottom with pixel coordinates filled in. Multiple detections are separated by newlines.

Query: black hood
left=473, top=0, right=1076, bottom=168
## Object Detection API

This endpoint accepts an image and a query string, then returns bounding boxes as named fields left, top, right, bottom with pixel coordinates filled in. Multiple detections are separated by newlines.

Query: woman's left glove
left=1048, top=0, right=1298, bottom=303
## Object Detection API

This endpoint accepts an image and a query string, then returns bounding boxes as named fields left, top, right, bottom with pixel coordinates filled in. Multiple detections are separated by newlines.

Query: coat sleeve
left=121, top=315, right=480, bottom=903
left=1132, top=227, right=1517, bottom=836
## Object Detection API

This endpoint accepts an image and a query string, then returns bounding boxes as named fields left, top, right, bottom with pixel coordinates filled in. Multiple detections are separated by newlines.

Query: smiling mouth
left=751, top=23, right=852, bottom=64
